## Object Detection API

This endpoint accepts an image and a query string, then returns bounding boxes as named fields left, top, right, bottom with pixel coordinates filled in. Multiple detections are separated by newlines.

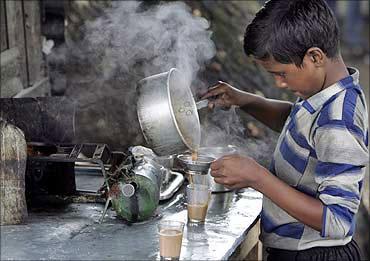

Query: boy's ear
left=305, top=47, right=325, bottom=66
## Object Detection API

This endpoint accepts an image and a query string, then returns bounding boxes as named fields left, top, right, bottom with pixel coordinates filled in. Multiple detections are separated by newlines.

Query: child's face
left=256, top=56, right=325, bottom=99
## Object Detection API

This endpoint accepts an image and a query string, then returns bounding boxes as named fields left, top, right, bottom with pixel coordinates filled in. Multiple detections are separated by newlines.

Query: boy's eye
left=273, top=72, right=286, bottom=78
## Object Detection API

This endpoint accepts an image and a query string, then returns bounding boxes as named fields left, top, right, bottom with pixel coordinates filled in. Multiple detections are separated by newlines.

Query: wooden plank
left=0, top=47, right=23, bottom=97
left=229, top=219, right=261, bottom=260
left=14, top=77, right=50, bottom=97
left=0, top=0, right=8, bottom=52
left=23, top=0, right=43, bottom=87
left=0, top=77, right=23, bottom=97
left=5, top=0, right=27, bottom=87
left=244, top=241, right=262, bottom=261
left=1, top=47, right=21, bottom=79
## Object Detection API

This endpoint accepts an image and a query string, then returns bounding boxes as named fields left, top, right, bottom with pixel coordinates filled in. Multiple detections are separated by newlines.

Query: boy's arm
left=255, top=121, right=368, bottom=235
left=311, top=109, right=368, bottom=238
left=202, top=81, right=293, bottom=132
left=239, top=95, right=292, bottom=132
left=254, top=168, right=324, bottom=231
left=257, top=107, right=368, bottom=236
left=212, top=121, right=368, bottom=235
left=211, top=155, right=324, bottom=231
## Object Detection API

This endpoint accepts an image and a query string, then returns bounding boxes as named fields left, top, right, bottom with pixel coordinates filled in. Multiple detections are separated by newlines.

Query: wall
left=0, top=0, right=49, bottom=98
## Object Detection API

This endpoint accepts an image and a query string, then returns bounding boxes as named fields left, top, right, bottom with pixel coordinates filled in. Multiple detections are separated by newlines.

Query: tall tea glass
left=158, top=220, right=185, bottom=260
left=186, top=184, right=211, bottom=223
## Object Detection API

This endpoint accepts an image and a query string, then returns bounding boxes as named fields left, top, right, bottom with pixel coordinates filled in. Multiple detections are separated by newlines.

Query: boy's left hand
left=210, top=154, right=264, bottom=189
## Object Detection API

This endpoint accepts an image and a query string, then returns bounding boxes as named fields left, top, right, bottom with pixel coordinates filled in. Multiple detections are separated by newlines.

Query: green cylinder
left=111, top=158, right=162, bottom=222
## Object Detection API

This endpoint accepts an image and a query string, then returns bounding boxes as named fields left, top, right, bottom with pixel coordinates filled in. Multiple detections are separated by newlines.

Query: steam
left=200, top=107, right=278, bottom=167
left=49, top=0, right=275, bottom=164
left=201, top=107, right=245, bottom=147
left=72, top=1, right=215, bottom=86
left=62, top=1, right=216, bottom=149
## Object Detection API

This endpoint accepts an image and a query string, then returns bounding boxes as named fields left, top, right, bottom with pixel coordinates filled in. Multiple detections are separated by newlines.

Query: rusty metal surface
left=0, top=186, right=262, bottom=260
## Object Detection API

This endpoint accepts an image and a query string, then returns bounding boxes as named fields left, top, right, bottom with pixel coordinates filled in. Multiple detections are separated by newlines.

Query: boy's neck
left=322, top=55, right=349, bottom=90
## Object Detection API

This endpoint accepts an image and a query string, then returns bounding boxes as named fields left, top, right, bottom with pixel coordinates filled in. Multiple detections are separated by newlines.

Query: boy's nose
left=275, top=78, right=288, bottom=89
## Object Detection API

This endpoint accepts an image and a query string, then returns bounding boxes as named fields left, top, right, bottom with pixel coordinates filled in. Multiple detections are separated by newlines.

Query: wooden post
left=5, top=0, right=27, bottom=88
left=230, top=219, right=262, bottom=260
left=23, top=0, right=43, bottom=87
left=0, top=120, right=28, bottom=225
left=0, top=1, right=8, bottom=52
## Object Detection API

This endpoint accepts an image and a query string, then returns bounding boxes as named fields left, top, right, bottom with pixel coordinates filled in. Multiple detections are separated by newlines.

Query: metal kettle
left=110, top=156, right=163, bottom=222
left=100, top=154, right=163, bottom=223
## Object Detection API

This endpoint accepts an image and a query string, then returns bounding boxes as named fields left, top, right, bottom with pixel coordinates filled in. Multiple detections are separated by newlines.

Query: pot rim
left=136, top=70, right=171, bottom=153
left=166, top=68, right=200, bottom=152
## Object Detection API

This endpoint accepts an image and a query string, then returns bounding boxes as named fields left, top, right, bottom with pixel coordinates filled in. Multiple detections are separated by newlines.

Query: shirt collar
left=297, top=67, right=360, bottom=114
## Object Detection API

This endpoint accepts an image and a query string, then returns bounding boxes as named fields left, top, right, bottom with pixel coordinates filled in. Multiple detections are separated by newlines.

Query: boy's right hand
left=201, top=81, right=249, bottom=109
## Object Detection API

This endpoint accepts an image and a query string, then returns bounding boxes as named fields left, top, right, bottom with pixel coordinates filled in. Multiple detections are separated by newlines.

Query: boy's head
left=244, top=0, right=343, bottom=99
left=244, top=0, right=339, bottom=66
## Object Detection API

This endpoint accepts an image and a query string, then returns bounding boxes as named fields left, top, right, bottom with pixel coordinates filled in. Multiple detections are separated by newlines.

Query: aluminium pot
left=136, top=68, right=201, bottom=156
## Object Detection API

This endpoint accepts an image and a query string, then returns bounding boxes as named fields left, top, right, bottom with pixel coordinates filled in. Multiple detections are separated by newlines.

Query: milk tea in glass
left=186, top=184, right=211, bottom=223
left=158, top=220, right=185, bottom=261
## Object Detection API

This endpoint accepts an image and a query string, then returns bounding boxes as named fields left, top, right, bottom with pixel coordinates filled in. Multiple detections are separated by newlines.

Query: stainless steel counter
left=0, top=186, right=262, bottom=260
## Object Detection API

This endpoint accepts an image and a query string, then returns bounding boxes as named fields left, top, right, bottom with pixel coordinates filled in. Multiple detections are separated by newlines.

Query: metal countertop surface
left=1, top=186, right=262, bottom=260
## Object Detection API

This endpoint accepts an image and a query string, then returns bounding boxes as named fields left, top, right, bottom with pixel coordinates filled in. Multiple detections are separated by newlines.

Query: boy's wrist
left=239, top=92, right=264, bottom=111
left=250, top=164, right=269, bottom=191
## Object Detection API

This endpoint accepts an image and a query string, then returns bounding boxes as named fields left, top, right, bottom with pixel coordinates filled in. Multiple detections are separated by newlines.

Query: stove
left=1, top=97, right=183, bottom=205
left=26, top=142, right=184, bottom=204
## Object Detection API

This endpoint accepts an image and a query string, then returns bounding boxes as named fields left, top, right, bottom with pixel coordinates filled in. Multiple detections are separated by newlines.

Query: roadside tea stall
left=0, top=68, right=263, bottom=260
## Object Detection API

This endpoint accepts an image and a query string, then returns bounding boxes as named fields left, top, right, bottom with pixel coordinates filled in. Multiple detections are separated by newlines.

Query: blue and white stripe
left=261, top=67, right=369, bottom=250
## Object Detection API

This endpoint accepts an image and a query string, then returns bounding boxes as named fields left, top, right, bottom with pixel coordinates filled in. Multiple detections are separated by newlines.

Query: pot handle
left=195, top=99, right=209, bottom=110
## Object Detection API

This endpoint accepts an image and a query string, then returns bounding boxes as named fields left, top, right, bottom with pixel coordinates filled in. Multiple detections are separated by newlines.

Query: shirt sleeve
left=313, top=109, right=368, bottom=239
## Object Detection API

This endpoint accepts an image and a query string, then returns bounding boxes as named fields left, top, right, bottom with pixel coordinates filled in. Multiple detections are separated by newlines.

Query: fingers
left=212, top=94, right=229, bottom=107
left=210, top=159, right=223, bottom=170
left=210, top=155, right=236, bottom=170
left=201, top=82, right=227, bottom=100
left=210, top=165, right=224, bottom=177
left=213, top=177, right=225, bottom=185
left=213, top=177, right=234, bottom=189
left=210, top=169, right=224, bottom=178
left=208, top=99, right=228, bottom=110
left=210, top=159, right=225, bottom=178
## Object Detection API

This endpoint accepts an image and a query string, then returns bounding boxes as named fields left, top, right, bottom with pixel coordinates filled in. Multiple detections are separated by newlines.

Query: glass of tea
left=158, top=220, right=185, bottom=260
left=186, top=184, right=211, bottom=223
left=187, top=171, right=209, bottom=186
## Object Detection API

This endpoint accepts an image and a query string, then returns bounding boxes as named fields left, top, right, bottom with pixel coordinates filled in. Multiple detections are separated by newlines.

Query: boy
left=202, top=0, right=368, bottom=260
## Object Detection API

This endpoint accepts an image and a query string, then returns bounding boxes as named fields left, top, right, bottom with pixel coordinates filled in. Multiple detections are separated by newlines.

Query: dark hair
left=244, top=0, right=340, bottom=66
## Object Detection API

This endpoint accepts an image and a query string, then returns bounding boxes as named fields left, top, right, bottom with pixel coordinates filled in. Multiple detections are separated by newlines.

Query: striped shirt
left=261, top=67, right=369, bottom=250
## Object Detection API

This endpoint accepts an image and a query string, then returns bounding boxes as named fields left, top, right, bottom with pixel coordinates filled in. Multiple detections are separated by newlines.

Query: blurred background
left=1, top=0, right=368, bottom=259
